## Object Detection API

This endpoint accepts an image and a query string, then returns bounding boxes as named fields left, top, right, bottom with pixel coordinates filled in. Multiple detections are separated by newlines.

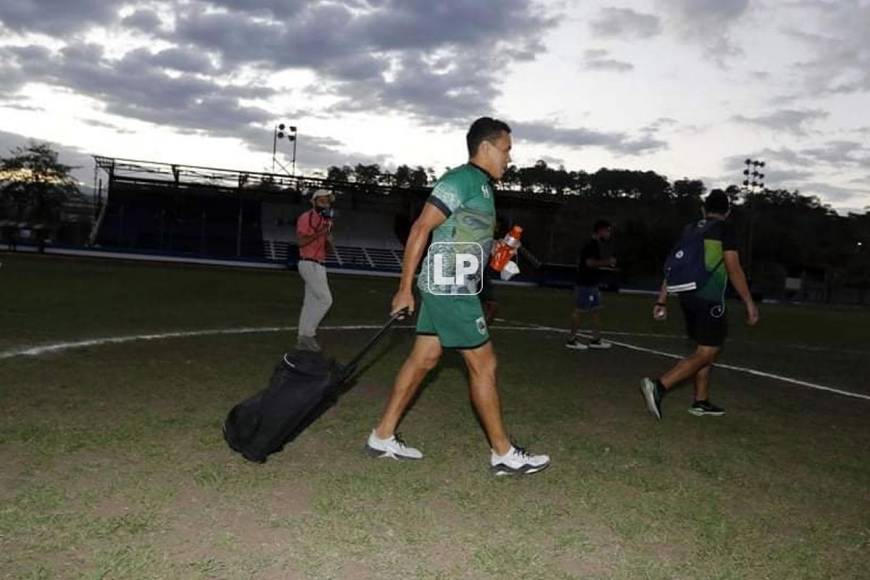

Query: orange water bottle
left=489, top=225, right=523, bottom=272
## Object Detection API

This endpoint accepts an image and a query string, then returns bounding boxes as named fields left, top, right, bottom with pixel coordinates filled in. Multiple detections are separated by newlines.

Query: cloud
left=784, top=1, right=870, bottom=94
left=757, top=167, right=814, bottom=183
left=3, top=42, right=275, bottom=135
left=656, top=0, right=750, bottom=65
left=589, top=8, right=662, bottom=39
left=352, top=1, right=552, bottom=53
left=731, top=109, right=829, bottom=135
left=196, top=123, right=389, bottom=172
left=725, top=141, right=870, bottom=178
left=2, top=1, right=558, bottom=144
left=799, top=140, right=869, bottom=166
left=722, top=146, right=870, bottom=211
left=0, top=30, right=396, bottom=169
left=151, top=47, right=216, bottom=74
left=641, top=117, right=679, bottom=134
left=80, top=118, right=135, bottom=134
left=0, top=93, right=45, bottom=112
left=206, top=0, right=308, bottom=20
left=0, top=0, right=118, bottom=35
left=120, top=9, right=164, bottom=34
left=512, top=120, right=668, bottom=156
left=582, top=49, right=634, bottom=72
left=797, top=181, right=869, bottom=204
left=537, top=155, right=566, bottom=167
left=168, top=0, right=556, bottom=122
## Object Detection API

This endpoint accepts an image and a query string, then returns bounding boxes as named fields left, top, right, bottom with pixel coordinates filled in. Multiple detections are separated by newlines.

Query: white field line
left=527, top=324, right=870, bottom=402
left=493, top=318, right=868, bottom=355
left=1, top=323, right=867, bottom=402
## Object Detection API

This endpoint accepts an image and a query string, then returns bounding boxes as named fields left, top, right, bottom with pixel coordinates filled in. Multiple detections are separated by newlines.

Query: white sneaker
left=365, top=430, right=423, bottom=460
left=587, top=339, right=612, bottom=350
left=490, top=445, right=550, bottom=476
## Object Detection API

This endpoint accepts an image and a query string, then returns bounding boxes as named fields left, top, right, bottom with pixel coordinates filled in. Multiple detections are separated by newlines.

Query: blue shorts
left=574, top=285, right=602, bottom=311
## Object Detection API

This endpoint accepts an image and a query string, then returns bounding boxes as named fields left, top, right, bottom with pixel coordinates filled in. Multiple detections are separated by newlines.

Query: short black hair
left=704, top=189, right=730, bottom=214
left=593, top=219, right=612, bottom=232
left=467, top=117, right=511, bottom=157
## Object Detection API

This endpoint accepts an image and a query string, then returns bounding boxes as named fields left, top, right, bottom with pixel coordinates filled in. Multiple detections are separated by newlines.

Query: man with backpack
left=640, top=189, right=759, bottom=419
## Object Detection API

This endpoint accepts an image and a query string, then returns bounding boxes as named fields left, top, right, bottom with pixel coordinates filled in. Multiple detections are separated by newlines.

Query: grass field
left=1, top=252, right=868, bottom=579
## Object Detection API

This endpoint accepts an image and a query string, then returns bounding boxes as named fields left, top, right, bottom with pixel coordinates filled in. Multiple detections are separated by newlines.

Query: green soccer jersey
left=418, top=163, right=496, bottom=295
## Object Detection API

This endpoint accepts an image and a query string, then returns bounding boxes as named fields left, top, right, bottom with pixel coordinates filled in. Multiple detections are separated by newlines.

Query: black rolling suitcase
left=223, top=311, right=404, bottom=463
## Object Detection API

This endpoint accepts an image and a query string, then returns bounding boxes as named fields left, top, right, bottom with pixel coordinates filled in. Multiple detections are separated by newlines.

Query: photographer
left=294, top=189, right=335, bottom=351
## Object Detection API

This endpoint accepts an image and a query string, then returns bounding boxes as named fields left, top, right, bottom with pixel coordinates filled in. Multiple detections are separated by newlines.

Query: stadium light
left=742, top=158, right=766, bottom=276
left=272, top=123, right=299, bottom=176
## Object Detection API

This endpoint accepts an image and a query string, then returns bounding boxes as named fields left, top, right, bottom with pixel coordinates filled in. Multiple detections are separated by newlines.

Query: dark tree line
left=2, top=143, right=865, bottom=299
left=327, top=159, right=869, bottom=298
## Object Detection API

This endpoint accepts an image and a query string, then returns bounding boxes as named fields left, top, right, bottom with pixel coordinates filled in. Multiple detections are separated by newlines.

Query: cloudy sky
left=1, top=0, right=868, bottom=213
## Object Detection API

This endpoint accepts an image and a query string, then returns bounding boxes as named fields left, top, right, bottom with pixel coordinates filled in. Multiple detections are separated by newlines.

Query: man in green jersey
left=365, top=117, right=550, bottom=476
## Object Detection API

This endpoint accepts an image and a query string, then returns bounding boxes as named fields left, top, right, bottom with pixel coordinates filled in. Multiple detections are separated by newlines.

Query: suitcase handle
left=339, top=307, right=409, bottom=382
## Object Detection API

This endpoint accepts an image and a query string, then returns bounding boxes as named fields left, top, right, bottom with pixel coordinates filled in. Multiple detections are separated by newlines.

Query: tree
left=0, top=142, right=80, bottom=224
left=409, top=166, right=429, bottom=188
left=326, top=165, right=353, bottom=182
left=353, top=163, right=382, bottom=185
left=393, top=164, right=412, bottom=187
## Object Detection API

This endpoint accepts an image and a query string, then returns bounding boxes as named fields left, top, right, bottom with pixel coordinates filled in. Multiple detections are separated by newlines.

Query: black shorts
left=679, top=295, right=727, bottom=347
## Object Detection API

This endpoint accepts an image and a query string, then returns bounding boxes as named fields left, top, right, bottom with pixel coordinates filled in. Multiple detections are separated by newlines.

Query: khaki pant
left=297, top=260, right=332, bottom=338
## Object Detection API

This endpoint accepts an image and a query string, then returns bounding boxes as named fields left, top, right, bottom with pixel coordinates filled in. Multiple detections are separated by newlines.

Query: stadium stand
left=89, top=156, right=559, bottom=282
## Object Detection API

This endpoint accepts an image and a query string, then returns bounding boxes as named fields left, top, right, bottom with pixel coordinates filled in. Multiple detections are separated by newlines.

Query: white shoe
left=366, top=430, right=423, bottom=460
left=565, top=337, right=588, bottom=350
left=587, top=339, right=612, bottom=350
left=490, top=445, right=550, bottom=476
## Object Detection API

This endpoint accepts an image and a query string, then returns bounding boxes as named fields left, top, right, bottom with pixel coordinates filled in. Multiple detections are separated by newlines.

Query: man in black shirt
left=566, top=220, right=616, bottom=350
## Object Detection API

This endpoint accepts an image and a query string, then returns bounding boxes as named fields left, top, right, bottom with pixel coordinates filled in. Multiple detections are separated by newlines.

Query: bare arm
left=391, top=203, right=447, bottom=315
left=723, top=251, right=759, bottom=325
left=298, top=229, right=327, bottom=247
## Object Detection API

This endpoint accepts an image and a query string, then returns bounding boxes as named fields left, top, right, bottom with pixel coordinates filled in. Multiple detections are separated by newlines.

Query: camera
left=317, top=207, right=336, bottom=220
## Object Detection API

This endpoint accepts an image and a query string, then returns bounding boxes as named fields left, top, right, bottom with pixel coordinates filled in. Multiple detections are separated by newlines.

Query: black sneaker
left=640, top=377, right=663, bottom=420
left=565, top=337, right=588, bottom=350
left=688, top=400, right=725, bottom=416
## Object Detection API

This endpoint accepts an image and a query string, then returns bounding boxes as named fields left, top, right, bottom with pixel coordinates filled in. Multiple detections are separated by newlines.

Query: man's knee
left=463, top=348, right=497, bottom=378
left=694, top=347, right=719, bottom=366
left=310, top=288, right=332, bottom=309
left=417, top=352, right=440, bottom=371
left=410, top=338, right=442, bottom=370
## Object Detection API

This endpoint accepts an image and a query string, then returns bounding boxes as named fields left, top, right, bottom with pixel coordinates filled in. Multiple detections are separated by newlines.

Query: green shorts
left=416, top=291, right=490, bottom=349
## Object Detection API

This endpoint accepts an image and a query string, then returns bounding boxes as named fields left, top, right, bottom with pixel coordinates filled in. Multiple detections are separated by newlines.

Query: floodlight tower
left=742, top=158, right=765, bottom=274
left=272, top=123, right=298, bottom=175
